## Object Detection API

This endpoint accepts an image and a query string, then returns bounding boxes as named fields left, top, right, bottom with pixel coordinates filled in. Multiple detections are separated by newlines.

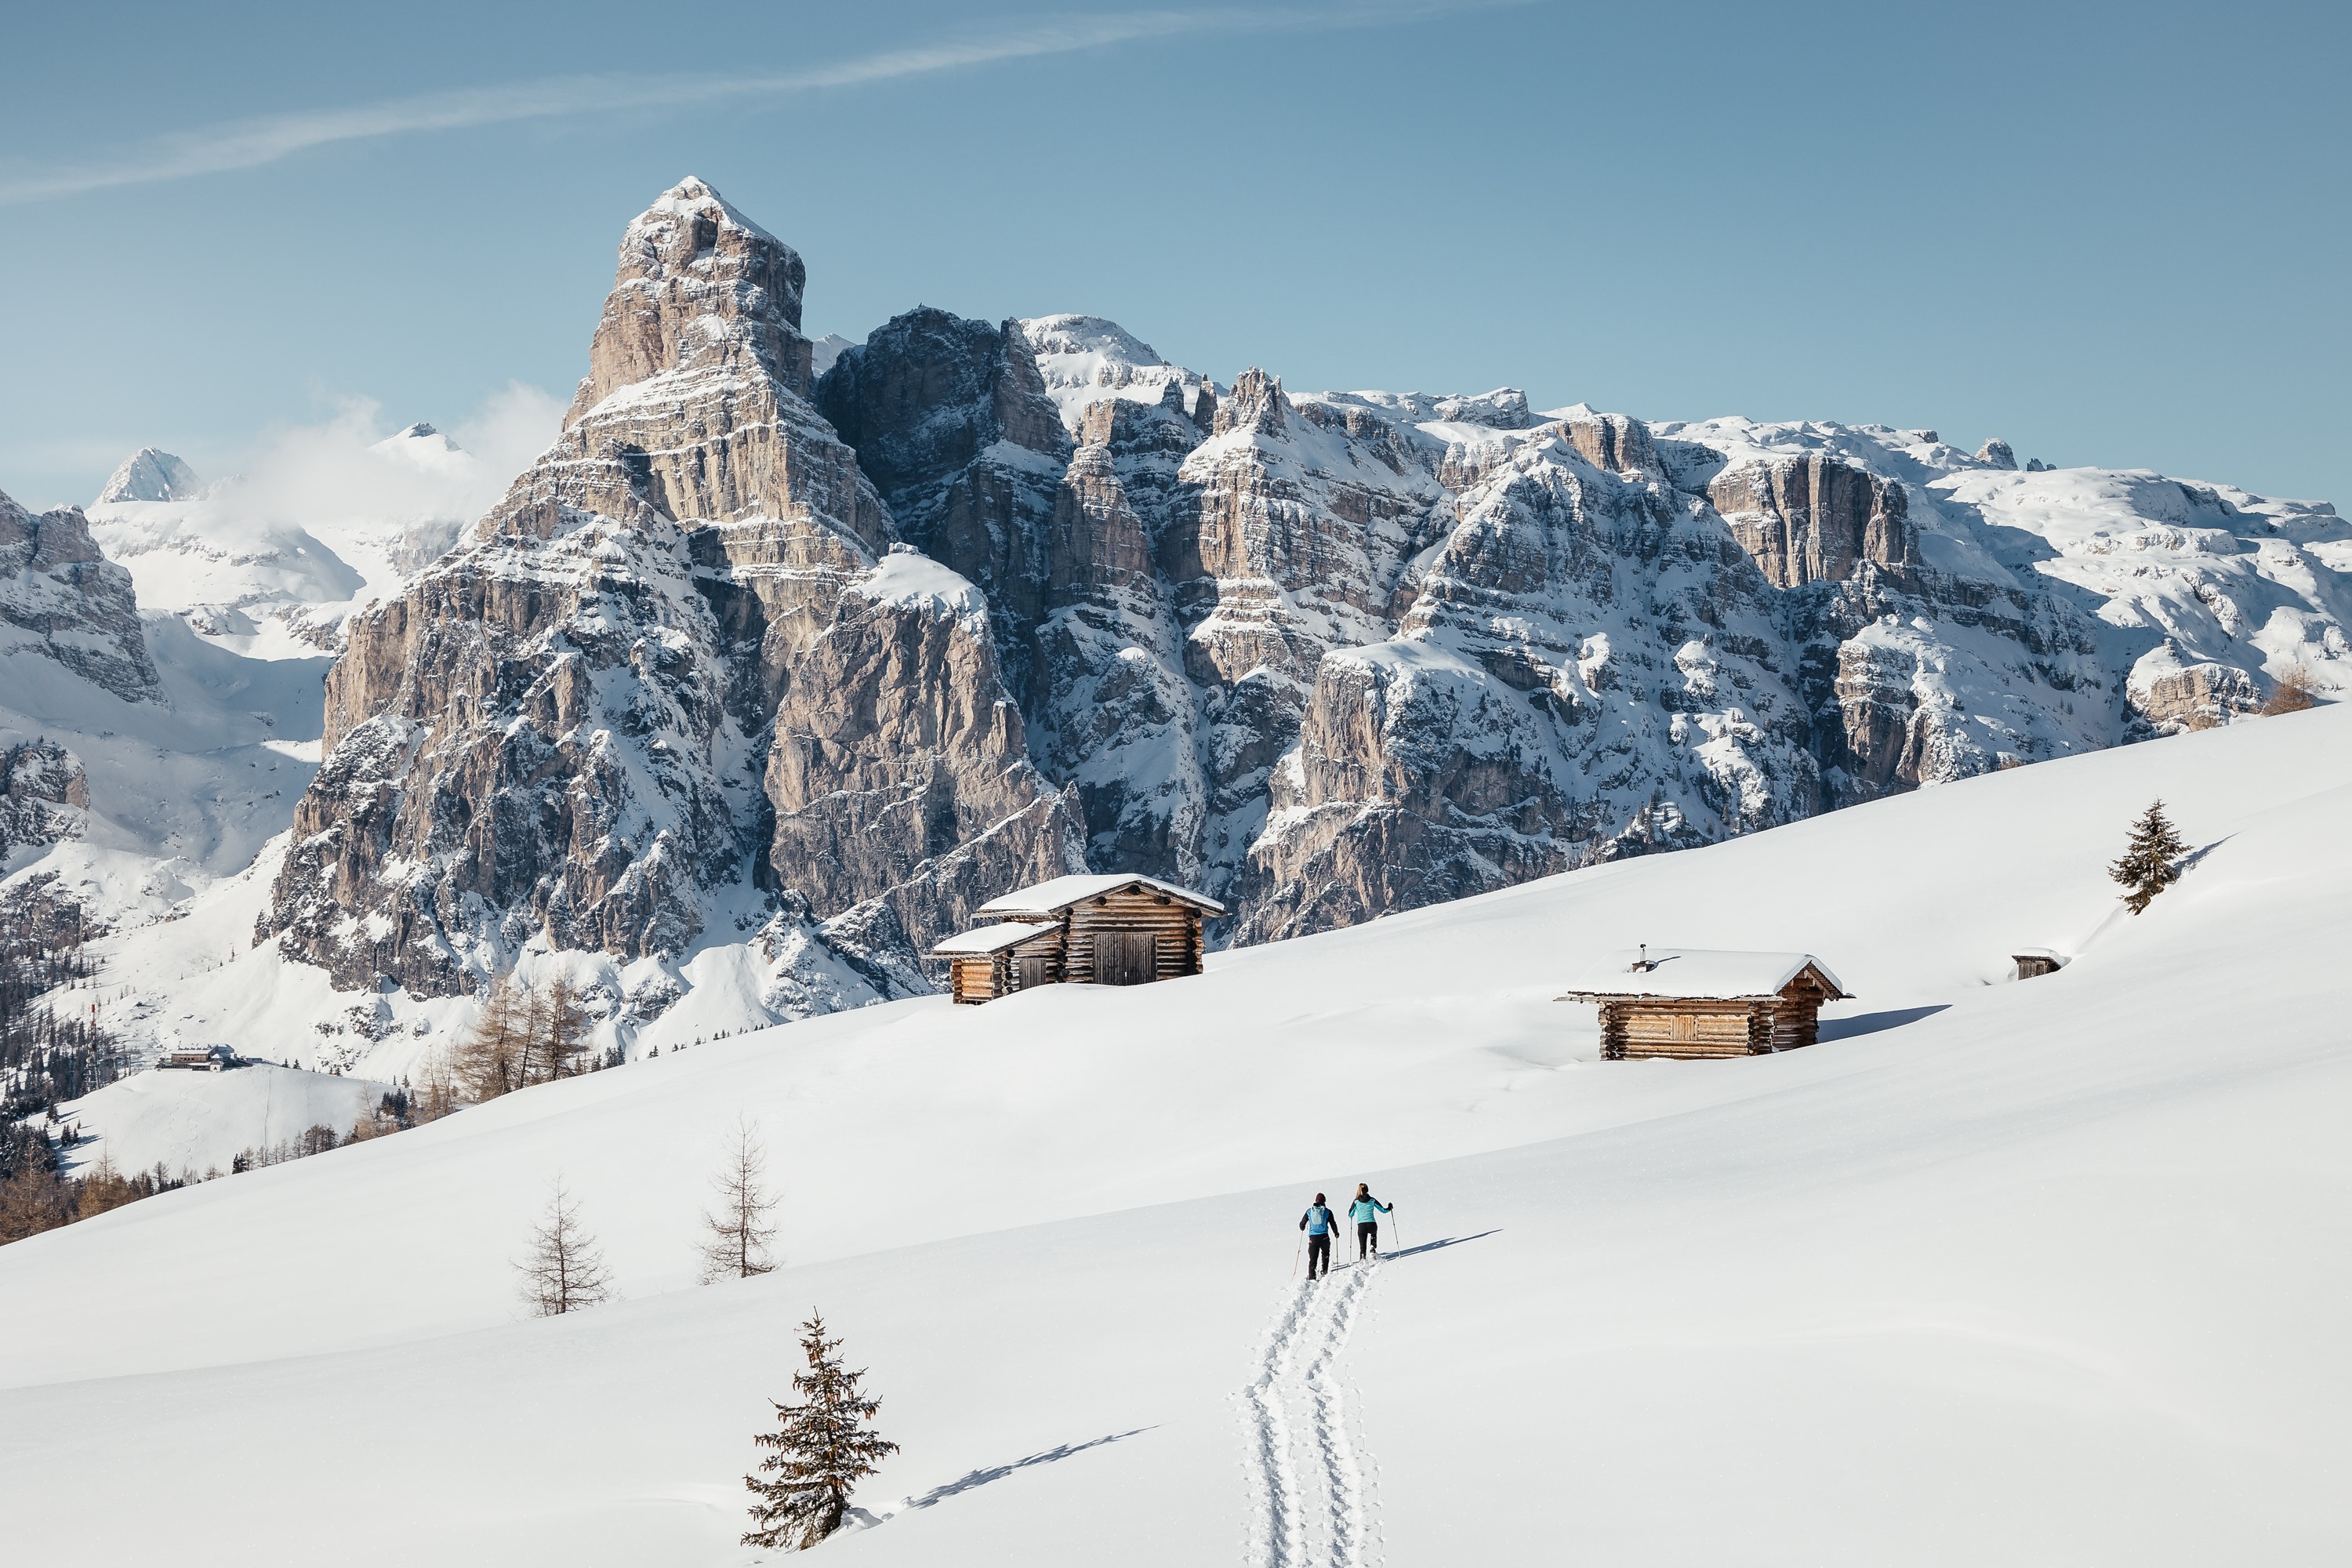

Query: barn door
left=1099, top=933, right=1156, bottom=985
left=1017, top=953, right=1051, bottom=991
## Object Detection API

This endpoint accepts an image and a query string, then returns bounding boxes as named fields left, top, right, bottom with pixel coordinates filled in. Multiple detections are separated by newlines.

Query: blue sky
left=2, top=0, right=2344, bottom=508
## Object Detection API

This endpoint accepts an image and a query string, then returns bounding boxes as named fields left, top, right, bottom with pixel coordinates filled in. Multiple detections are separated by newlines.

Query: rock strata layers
left=264, top=180, right=1076, bottom=1009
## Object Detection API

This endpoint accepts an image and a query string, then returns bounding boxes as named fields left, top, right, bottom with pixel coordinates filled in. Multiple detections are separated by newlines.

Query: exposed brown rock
left=1708, top=454, right=1916, bottom=588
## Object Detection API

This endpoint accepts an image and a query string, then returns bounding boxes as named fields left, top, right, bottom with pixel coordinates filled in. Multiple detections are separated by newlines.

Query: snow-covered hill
left=1, top=701, right=2347, bottom=1565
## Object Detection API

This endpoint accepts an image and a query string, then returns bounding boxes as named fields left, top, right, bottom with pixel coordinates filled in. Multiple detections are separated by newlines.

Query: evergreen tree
left=2109, top=799, right=2189, bottom=914
left=743, top=1312, right=899, bottom=1550
left=699, top=1115, right=781, bottom=1283
left=517, top=1177, right=613, bottom=1316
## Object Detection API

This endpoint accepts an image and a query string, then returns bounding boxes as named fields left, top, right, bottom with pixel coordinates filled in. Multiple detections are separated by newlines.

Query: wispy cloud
left=0, top=2, right=1519, bottom=206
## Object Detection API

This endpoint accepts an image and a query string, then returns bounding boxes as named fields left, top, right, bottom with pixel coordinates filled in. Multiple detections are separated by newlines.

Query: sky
left=0, top=0, right=2345, bottom=510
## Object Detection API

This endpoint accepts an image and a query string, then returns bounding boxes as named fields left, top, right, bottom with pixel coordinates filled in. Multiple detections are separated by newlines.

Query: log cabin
left=2012, top=948, right=2064, bottom=979
left=1556, top=948, right=1852, bottom=1059
left=931, top=874, right=1225, bottom=1004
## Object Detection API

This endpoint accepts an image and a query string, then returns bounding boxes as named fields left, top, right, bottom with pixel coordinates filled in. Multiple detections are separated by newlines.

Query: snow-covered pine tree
left=517, top=1177, right=612, bottom=1316
left=699, top=1115, right=780, bottom=1283
left=742, top=1312, right=899, bottom=1549
left=2109, top=798, right=2189, bottom=914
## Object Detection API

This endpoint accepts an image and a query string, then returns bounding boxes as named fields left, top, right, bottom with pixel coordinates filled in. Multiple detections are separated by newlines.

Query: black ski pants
left=1357, top=1221, right=1378, bottom=1258
left=1306, top=1232, right=1332, bottom=1278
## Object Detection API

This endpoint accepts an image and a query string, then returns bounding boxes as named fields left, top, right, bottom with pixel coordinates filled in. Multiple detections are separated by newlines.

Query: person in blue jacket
left=1348, top=1183, right=1392, bottom=1259
left=1298, top=1192, right=1338, bottom=1279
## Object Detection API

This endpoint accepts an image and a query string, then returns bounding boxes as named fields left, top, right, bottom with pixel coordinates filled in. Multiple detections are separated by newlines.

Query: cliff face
left=243, top=179, right=2350, bottom=1036
left=263, top=180, right=1075, bottom=1006
left=0, top=489, right=163, bottom=706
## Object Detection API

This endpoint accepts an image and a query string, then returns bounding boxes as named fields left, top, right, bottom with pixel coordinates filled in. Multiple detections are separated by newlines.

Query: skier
left=1348, top=1183, right=1392, bottom=1259
left=1298, top=1192, right=1339, bottom=1279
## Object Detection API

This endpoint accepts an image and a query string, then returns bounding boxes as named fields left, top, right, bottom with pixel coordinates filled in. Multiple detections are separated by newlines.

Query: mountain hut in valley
left=931, top=874, right=1225, bottom=1004
left=1556, top=948, right=1851, bottom=1059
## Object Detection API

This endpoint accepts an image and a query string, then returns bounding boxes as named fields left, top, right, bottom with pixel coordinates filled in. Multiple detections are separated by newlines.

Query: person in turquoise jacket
left=1348, top=1183, right=1392, bottom=1259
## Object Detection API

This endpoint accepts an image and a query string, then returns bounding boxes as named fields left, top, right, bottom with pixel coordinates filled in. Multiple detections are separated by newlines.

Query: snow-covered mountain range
left=3, top=176, right=2345, bottom=1073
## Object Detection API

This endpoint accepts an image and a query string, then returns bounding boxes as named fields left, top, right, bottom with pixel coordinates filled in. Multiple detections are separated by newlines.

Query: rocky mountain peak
left=95, top=447, right=201, bottom=505
left=564, top=176, right=814, bottom=425
left=1214, top=368, right=1287, bottom=437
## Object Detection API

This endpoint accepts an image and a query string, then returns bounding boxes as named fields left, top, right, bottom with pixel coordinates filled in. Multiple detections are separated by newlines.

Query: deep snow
left=2, top=702, right=2348, bottom=1564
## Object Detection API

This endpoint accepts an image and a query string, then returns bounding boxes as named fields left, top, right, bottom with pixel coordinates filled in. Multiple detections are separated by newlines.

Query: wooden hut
left=1556, top=948, right=1851, bottom=1059
left=931, top=874, right=1225, bottom=1004
left=2012, top=948, right=2064, bottom=980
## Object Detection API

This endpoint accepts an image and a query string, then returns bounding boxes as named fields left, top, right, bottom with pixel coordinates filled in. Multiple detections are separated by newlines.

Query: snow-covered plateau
left=2, top=698, right=2348, bottom=1564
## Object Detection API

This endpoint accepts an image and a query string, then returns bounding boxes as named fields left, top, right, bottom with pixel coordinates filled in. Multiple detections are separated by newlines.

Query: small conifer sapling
left=743, top=1312, right=899, bottom=1549
left=2109, top=798, right=2189, bottom=914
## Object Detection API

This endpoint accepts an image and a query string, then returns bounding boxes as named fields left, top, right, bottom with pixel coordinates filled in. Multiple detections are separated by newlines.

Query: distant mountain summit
left=95, top=447, right=201, bottom=504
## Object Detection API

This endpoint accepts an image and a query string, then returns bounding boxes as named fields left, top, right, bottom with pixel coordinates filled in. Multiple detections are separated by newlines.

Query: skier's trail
left=1238, top=1261, right=1379, bottom=1568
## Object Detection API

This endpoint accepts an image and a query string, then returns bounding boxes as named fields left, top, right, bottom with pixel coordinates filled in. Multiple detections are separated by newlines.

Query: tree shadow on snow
left=1816, top=1005, right=1950, bottom=1042
left=846, top=1427, right=1154, bottom=1531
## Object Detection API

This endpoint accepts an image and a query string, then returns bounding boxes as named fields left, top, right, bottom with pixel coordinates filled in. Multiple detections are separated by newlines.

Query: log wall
left=1064, top=891, right=1205, bottom=985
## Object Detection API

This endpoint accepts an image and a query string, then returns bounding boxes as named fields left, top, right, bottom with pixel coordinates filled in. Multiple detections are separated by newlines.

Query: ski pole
left=1291, top=1233, right=1303, bottom=1278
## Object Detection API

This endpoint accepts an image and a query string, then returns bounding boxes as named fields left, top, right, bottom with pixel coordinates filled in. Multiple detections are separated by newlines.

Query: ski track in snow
left=1239, top=1257, right=1379, bottom=1567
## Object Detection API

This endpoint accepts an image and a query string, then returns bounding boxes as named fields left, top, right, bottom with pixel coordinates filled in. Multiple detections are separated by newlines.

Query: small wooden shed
left=2012, top=948, right=2064, bottom=980
left=931, top=874, right=1225, bottom=1004
left=1557, top=948, right=1852, bottom=1059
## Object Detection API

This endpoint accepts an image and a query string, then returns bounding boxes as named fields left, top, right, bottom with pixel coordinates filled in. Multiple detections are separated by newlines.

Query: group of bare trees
left=517, top=1115, right=782, bottom=1316
left=450, top=972, right=594, bottom=1102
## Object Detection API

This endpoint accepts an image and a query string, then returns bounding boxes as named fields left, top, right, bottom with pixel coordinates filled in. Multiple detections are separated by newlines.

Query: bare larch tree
left=517, top=1176, right=613, bottom=1316
left=699, top=1114, right=781, bottom=1283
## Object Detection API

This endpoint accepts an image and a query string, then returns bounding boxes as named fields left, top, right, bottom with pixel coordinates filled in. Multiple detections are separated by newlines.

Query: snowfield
left=52, top=1062, right=396, bottom=1180
left=1, top=702, right=2348, bottom=1565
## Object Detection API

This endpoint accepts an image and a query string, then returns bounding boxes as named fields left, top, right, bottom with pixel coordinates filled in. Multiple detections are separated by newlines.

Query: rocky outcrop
left=0, top=490, right=164, bottom=706
left=2129, top=644, right=2262, bottom=733
left=815, top=309, right=1071, bottom=706
left=1235, top=430, right=1819, bottom=942
left=264, top=180, right=1065, bottom=1004
left=765, top=547, right=1086, bottom=951
left=1706, top=453, right=1917, bottom=589
left=0, top=739, right=89, bottom=858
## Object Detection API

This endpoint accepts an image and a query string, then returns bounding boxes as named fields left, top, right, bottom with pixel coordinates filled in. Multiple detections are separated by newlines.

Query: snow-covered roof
left=930, top=920, right=1059, bottom=956
left=1555, top=949, right=1849, bottom=1001
left=976, top=874, right=1225, bottom=918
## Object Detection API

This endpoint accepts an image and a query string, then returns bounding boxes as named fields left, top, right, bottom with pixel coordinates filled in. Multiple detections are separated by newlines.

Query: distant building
left=2012, top=948, right=2065, bottom=979
left=1557, top=948, right=1852, bottom=1059
left=158, top=1045, right=241, bottom=1072
left=931, top=875, right=1225, bottom=1004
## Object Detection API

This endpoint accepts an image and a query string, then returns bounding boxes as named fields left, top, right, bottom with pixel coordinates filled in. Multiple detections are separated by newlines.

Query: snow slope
left=2, top=702, right=2347, bottom=1565
left=0, top=612, right=325, bottom=930
left=53, top=1062, right=394, bottom=1180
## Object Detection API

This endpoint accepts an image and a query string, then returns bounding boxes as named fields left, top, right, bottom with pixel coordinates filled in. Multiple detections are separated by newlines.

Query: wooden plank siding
left=947, top=931, right=1065, bottom=1004
left=1063, top=890, right=1204, bottom=986
left=1599, top=984, right=1831, bottom=1060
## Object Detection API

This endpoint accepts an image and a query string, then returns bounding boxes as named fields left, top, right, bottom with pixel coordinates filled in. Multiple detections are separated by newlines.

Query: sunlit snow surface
left=1, top=704, right=2347, bottom=1565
